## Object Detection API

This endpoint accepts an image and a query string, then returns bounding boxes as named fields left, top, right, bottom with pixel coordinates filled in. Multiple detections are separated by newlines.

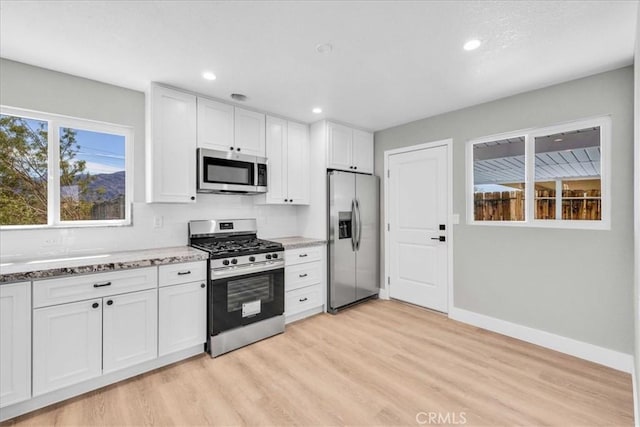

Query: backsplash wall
left=0, top=196, right=299, bottom=261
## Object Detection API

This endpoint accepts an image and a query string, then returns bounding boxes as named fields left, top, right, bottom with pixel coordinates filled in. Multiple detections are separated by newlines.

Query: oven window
left=204, top=158, right=254, bottom=185
left=227, top=275, right=273, bottom=312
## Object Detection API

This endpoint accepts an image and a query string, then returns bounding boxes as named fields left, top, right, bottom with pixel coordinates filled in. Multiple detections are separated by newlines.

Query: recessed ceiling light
left=202, top=71, right=217, bottom=81
left=312, top=107, right=322, bottom=114
left=554, top=138, right=563, bottom=142
left=463, top=39, right=481, bottom=51
left=316, top=43, right=333, bottom=54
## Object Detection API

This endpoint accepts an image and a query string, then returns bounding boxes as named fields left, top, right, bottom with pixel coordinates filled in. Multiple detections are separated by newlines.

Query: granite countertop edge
left=270, top=236, right=327, bottom=250
left=0, top=246, right=209, bottom=284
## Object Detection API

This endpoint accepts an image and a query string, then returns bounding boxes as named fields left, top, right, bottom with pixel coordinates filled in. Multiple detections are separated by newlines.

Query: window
left=467, top=116, right=611, bottom=229
left=0, top=106, right=132, bottom=227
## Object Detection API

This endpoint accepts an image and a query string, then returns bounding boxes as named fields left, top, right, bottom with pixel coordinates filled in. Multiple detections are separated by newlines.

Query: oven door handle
left=210, top=262, right=284, bottom=280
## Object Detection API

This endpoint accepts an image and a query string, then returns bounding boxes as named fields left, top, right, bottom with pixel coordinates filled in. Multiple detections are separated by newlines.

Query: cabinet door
left=103, top=289, right=158, bottom=374
left=197, top=97, right=234, bottom=151
left=33, top=299, right=102, bottom=395
left=147, top=84, right=197, bottom=203
left=352, top=129, right=374, bottom=174
left=286, top=121, right=310, bottom=205
left=265, top=116, right=288, bottom=204
left=234, top=107, right=266, bottom=157
left=159, top=281, right=207, bottom=356
left=327, top=122, right=353, bottom=171
left=0, top=282, right=31, bottom=407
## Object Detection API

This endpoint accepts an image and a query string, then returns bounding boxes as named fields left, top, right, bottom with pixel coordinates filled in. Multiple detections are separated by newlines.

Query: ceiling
left=0, top=1, right=637, bottom=131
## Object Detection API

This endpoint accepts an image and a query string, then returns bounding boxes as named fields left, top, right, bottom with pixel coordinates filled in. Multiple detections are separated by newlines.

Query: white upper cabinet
left=327, top=122, right=353, bottom=171
left=326, top=122, right=373, bottom=174
left=197, top=97, right=234, bottom=151
left=146, top=84, right=197, bottom=203
left=265, top=116, right=309, bottom=205
left=352, top=129, right=374, bottom=174
left=234, top=107, right=266, bottom=157
left=0, top=282, right=31, bottom=408
left=286, top=121, right=310, bottom=204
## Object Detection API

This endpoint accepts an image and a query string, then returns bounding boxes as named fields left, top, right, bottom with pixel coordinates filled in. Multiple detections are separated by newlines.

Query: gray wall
left=634, top=4, right=639, bottom=412
left=375, top=67, right=634, bottom=354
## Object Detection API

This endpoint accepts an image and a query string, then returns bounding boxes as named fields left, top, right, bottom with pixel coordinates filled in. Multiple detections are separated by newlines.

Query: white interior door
left=388, top=144, right=449, bottom=312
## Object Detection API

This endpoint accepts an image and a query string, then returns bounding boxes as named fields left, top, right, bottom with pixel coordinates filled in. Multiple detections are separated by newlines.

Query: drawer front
left=285, top=261, right=321, bottom=292
left=158, top=261, right=207, bottom=287
left=33, top=267, right=158, bottom=308
left=285, top=245, right=323, bottom=267
left=285, top=284, right=322, bottom=316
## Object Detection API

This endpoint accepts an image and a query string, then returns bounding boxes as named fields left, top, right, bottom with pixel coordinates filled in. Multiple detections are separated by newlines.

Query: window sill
left=467, top=219, right=610, bottom=231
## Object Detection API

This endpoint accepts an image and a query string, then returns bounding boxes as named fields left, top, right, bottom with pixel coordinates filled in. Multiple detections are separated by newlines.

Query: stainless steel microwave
left=197, top=148, right=267, bottom=194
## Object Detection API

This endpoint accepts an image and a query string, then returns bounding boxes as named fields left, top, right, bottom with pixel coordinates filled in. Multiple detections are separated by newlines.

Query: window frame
left=466, top=115, right=611, bottom=230
left=0, top=106, right=134, bottom=229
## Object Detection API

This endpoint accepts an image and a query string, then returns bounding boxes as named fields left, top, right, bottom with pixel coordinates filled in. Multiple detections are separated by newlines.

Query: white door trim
left=382, top=139, right=454, bottom=314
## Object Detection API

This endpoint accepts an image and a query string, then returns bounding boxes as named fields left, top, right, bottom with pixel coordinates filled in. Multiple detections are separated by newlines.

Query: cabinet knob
left=229, top=146, right=234, bottom=150
left=349, top=166, right=354, bottom=169
left=284, top=199, right=288, bottom=202
left=190, top=196, right=195, bottom=201
left=107, top=300, right=114, bottom=306
left=201, top=283, right=206, bottom=288
left=354, top=166, right=357, bottom=170
left=290, top=199, right=293, bottom=203
left=236, top=147, right=241, bottom=152
left=92, top=302, right=99, bottom=309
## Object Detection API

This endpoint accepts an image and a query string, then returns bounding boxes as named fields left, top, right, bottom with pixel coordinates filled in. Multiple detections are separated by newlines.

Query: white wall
left=634, top=2, right=640, bottom=416
left=0, top=59, right=300, bottom=261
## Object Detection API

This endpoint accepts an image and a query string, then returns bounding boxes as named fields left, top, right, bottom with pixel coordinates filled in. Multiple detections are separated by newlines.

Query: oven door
left=210, top=266, right=284, bottom=335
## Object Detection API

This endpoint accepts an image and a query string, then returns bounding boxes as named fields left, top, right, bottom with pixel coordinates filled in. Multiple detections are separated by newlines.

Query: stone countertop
left=0, top=246, right=209, bottom=284
left=270, top=236, right=327, bottom=250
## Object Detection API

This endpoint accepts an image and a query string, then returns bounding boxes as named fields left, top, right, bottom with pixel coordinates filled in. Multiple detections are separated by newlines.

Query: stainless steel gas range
left=188, top=219, right=285, bottom=357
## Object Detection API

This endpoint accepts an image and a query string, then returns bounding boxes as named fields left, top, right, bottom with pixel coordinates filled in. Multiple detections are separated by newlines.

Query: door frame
left=382, top=139, right=454, bottom=314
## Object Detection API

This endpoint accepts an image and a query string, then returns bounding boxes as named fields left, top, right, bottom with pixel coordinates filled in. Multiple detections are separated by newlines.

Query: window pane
left=0, top=114, right=48, bottom=225
left=534, top=126, right=601, bottom=221
left=59, top=128, right=126, bottom=221
left=473, top=137, right=525, bottom=221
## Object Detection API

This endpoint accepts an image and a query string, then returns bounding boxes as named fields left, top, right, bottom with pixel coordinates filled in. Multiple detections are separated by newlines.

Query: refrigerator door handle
left=355, top=199, right=362, bottom=250
left=351, top=199, right=357, bottom=251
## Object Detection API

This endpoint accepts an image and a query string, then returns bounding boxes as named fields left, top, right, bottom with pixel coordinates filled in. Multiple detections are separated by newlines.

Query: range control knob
left=272, top=253, right=278, bottom=259
left=222, top=259, right=230, bottom=266
left=265, top=254, right=272, bottom=260
left=231, top=259, right=238, bottom=265
left=249, top=256, right=256, bottom=262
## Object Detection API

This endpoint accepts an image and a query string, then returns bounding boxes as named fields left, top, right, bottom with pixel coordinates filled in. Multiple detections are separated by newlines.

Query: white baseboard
left=379, top=288, right=389, bottom=300
left=449, top=307, right=633, bottom=373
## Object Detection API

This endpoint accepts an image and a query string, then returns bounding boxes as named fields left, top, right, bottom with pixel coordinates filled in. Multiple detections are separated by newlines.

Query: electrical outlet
left=452, top=214, right=460, bottom=225
left=153, top=216, right=163, bottom=228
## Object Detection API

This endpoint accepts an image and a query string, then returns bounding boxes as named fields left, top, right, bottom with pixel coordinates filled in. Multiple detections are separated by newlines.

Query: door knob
left=430, top=236, right=446, bottom=242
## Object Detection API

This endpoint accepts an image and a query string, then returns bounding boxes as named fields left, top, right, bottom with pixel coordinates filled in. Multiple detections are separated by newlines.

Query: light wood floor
left=3, top=299, right=634, bottom=426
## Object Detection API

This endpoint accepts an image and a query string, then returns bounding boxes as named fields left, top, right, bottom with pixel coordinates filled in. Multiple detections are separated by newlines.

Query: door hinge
left=387, top=169, right=390, bottom=178
left=387, top=277, right=390, bottom=285
left=387, top=223, right=390, bottom=232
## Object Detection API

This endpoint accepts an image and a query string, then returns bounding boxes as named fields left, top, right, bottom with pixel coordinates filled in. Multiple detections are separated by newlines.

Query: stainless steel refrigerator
left=327, top=171, right=379, bottom=313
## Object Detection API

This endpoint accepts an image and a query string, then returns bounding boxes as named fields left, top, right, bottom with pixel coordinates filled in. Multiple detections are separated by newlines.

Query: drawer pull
left=177, top=271, right=192, bottom=276
left=299, top=297, right=308, bottom=302
left=93, top=281, right=112, bottom=288
left=92, top=302, right=99, bottom=309
left=298, top=254, right=308, bottom=258
left=299, top=273, right=308, bottom=278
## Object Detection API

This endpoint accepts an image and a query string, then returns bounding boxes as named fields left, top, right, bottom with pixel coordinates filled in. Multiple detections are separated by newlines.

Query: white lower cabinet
left=103, top=289, right=158, bottom=374
left=0, top=282, right=31, bottom=408
left=284, top=245, right=325, bottom=323
left=159, top=281, right=207, bottom=356
left=33, top=298, right=103, bottom=396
